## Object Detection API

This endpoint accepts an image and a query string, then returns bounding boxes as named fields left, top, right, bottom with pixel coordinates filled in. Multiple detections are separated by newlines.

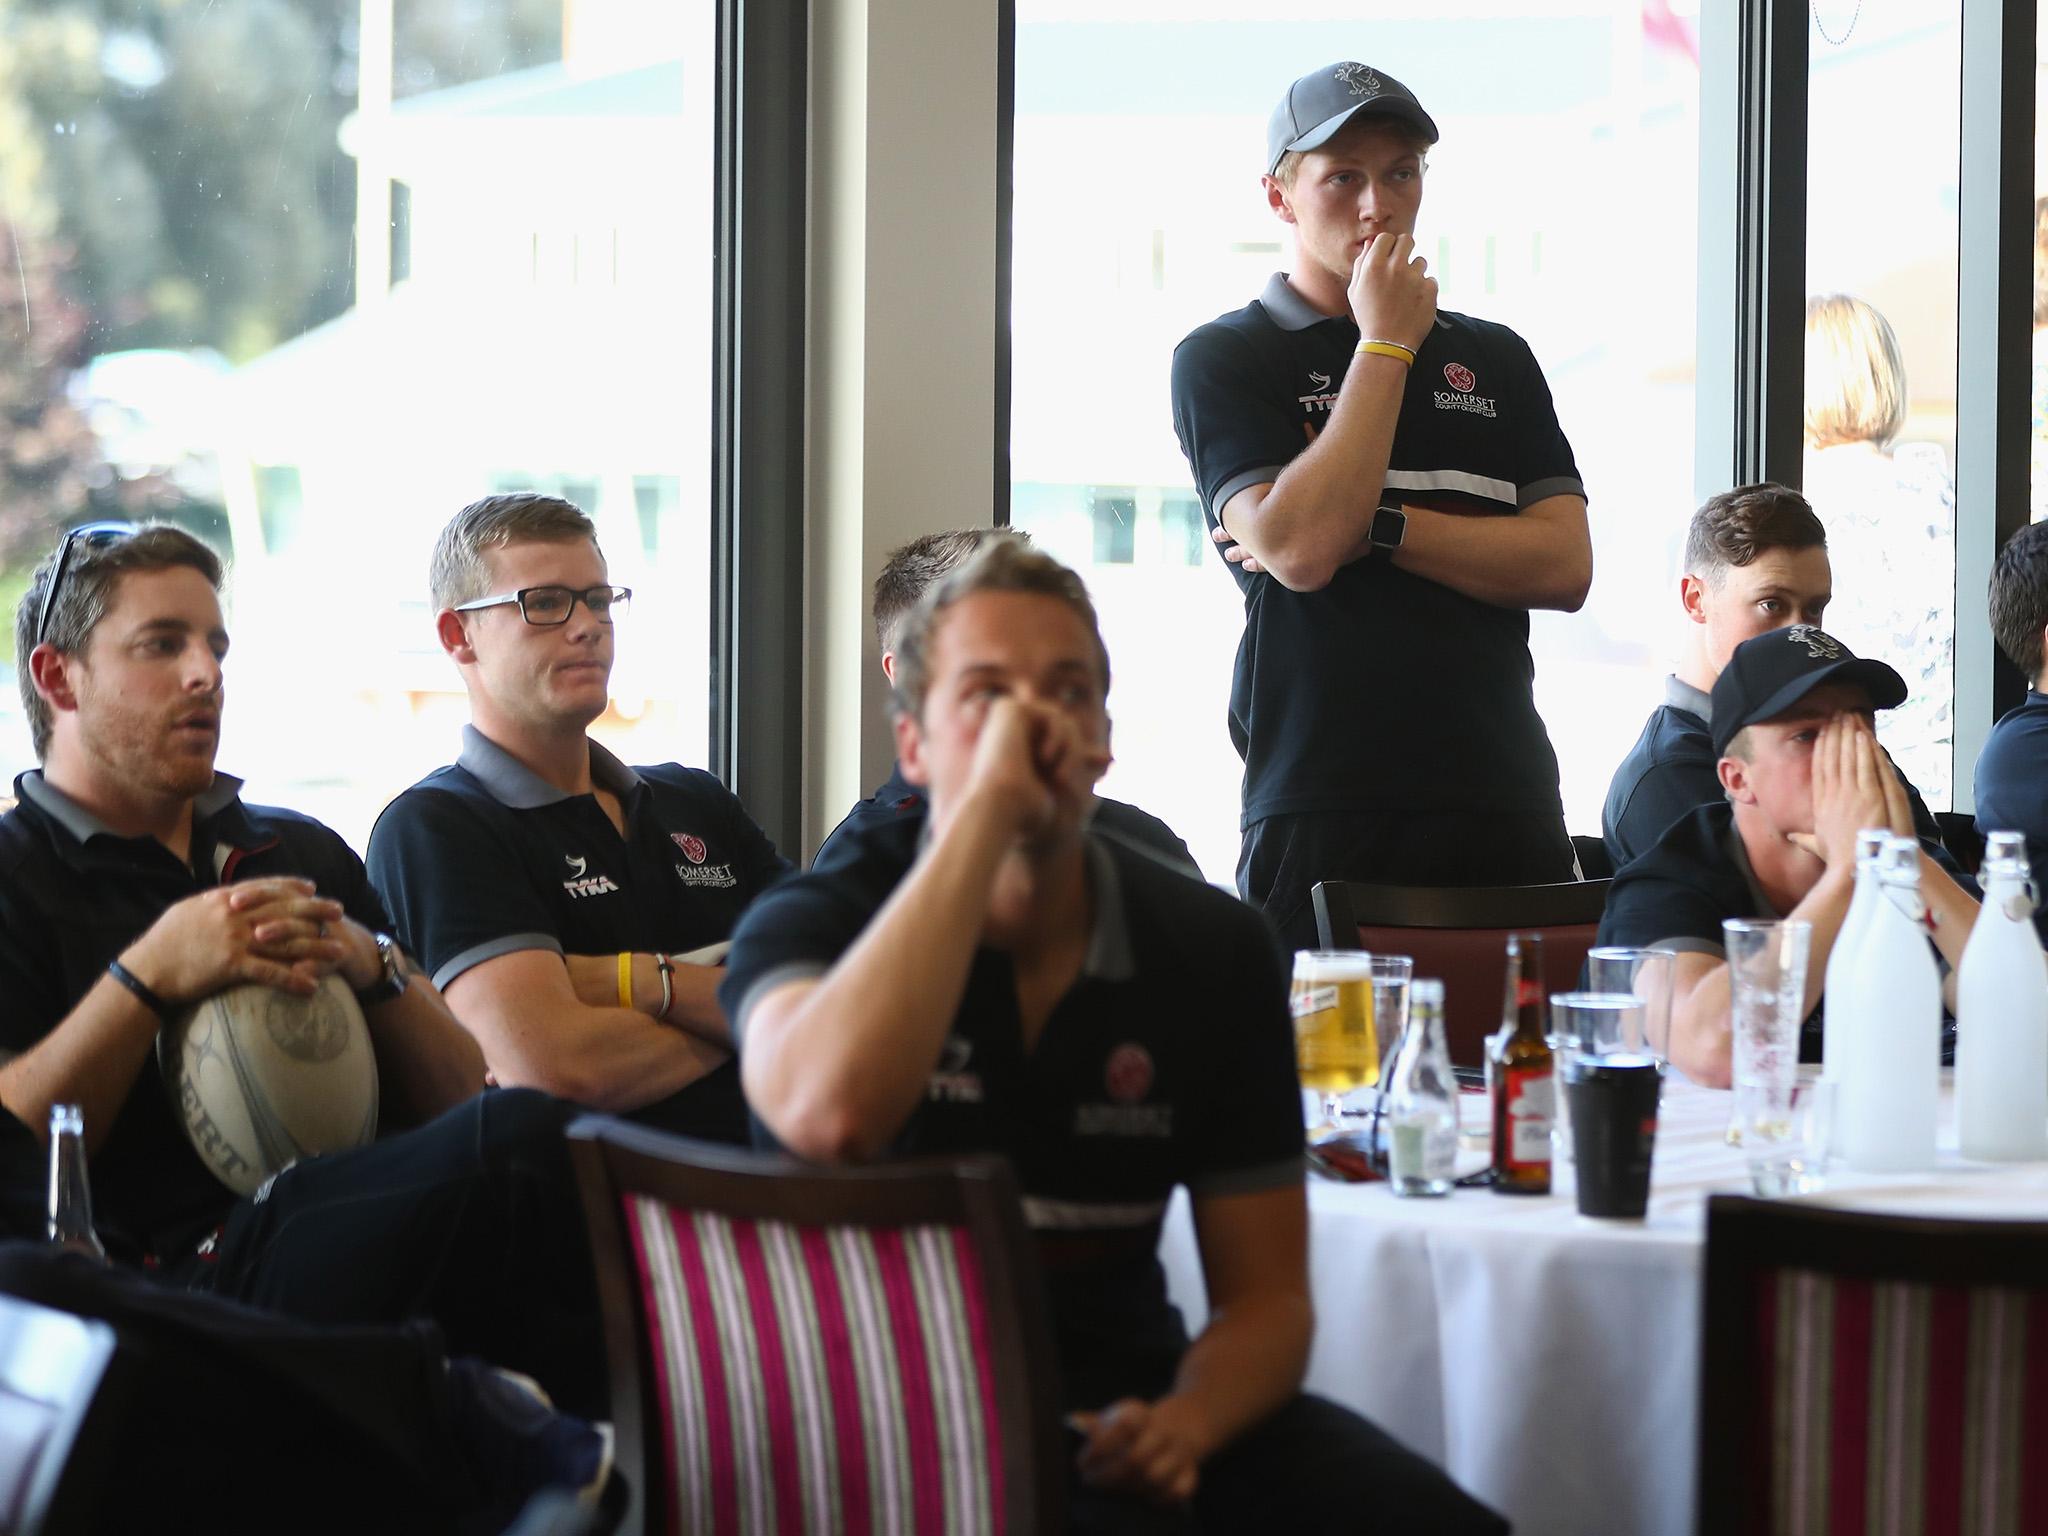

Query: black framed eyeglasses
left=451, top=584, right=632, bottom=627
left=34, top=521, right=138, bottom=648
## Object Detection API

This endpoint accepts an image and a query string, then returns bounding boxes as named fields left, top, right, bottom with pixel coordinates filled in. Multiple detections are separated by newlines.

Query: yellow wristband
left=1356, top=339, right=1416, bottom=366
left=616, top=951, right=634, bottom=1010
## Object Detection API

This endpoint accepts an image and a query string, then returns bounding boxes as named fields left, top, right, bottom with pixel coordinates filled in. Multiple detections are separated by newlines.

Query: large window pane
left=0, top=0, right=713, bottom=846
left=1010, top=5, right=1700, bottom=878
left=1803, top=3, right=1961, bottom=806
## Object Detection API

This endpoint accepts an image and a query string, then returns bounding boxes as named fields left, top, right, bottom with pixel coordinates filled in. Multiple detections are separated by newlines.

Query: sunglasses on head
left=33, top=522, right=139, bottom=649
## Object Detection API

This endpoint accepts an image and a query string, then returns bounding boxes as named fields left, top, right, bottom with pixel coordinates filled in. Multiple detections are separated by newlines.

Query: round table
left=1158, top=1071, right=2048, bottom=1536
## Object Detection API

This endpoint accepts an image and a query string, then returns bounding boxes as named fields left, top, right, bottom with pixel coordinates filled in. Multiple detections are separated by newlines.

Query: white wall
left=804, top=0, right=1002, bottom=856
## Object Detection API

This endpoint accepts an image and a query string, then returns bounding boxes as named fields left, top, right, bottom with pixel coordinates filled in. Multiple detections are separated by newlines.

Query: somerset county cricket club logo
left=672, top=833, right=708, bottom=864
left=1334, top=62, right=1382, bottom=98
left=1443, top=362, right=1476, bottom=392
left=1105, top=1044, right=1154, bottom=1104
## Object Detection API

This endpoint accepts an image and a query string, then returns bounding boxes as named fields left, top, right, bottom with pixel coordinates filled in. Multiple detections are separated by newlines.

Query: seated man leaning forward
left=812, top=525, right=1199, bottom=878
left=0, top=523, right=603, bottom=1414
left=1602, top=481, right=1952, bottom=871
left=726, top=540, right=1505, bottom=1533
left=369, top=493, right=790, bottom=1143
left=1597, top=625, right=1979, bottom=1088
left=1977, top=518, right=2048, bottom=938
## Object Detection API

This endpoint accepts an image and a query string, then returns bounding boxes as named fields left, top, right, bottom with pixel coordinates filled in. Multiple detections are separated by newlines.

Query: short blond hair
left=890, top=540, right=1109, bottom=720
left=1803, top=294, right=1907, bottom=450
left=430, top=493, right=599, bottom=611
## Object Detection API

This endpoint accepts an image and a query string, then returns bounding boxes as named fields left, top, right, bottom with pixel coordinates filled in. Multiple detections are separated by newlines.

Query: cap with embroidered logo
left=1709, top=626, right=1908, bottom=758
left=1267, top=62, right=1439, bottom=176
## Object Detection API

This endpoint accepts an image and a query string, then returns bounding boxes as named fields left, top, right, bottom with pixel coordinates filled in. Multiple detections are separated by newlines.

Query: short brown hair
left=890, top=540, right=1109, bottom=720
left=1803, top=294, right=1907, bottom=450
left=872, top=529, right=1029, bottom=656
left=430, top=493, right=600, bottom=612
left=15, top=524, right=225, bottom=761
left=1991, top=520, right=2048, bottom=681
left=1684, top=483, right=1826, bottom=584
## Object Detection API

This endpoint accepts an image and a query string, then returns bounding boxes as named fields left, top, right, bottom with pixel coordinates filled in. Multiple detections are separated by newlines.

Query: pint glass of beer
left=1291, top=951, right=1380, bottom=1128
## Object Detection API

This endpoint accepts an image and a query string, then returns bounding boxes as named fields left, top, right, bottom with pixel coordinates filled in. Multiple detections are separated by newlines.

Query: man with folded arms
left=369, top=493, right=789, bottom=1143
left=726, top=540, right=1504, bottom=1533
left=1602, top=482, right=1951, bottom=870
left=1597, top=626, right=1979, bottom=1087
left=813, top=525, right=1199, bottom=877
left=1172, top=60, right=1591, bottom=945
left=0, top=522, right=603, bottom=1414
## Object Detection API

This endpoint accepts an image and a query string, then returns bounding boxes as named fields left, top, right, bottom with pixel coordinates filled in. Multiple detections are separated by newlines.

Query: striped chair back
left=567, top=1118, right=1064, bottom=1536
left=1700, top=1195, right=2048, bottom=1535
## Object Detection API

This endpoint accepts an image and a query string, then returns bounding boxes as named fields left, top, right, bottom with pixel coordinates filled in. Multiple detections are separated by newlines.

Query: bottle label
left=1506, top=1069, right=1554, bottom=1167
left=1515, top=977, right=1544, bottom=1010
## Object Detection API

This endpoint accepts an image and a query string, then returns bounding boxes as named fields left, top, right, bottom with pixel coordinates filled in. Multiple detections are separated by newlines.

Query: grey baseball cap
left=1267, top=62, right=1440, bottom=176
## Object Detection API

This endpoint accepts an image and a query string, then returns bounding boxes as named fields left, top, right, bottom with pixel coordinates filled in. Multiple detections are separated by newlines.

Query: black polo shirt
left=720, top=818, right=1301, bottom=1405
left=810, top=761, right=1201, bottom=879
left=366, top=727, right=791, bottom=1140
left=0, top=771, right=392, bottom=1262
left=1170, top=272, right=1583, bottom=826
left=1602, top=676, right=1962, bottom=876
left=1973, top=691, right=2048, bottom=940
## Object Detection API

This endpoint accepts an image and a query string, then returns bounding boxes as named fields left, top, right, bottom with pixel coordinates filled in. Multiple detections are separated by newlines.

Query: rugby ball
left=158, top=975, right=379, bottom=1196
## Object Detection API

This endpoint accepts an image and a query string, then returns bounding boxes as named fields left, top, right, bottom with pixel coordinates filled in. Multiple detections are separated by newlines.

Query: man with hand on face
left=812, top=525, right=1199, bottom=878
left=0, top=523, right=605, bottom=1414
left=726, top=541, right=1505, bottom=1533
left=1597, top=626, right=1980, bottom=1088
left=369, top=493, right=789, bottom=1144
left=1172, top=61, right=1591, bottom=947
left=1602, top=482, right=1953, bottom=870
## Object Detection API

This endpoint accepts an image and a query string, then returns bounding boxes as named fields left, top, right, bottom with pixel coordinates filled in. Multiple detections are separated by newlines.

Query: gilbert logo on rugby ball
left=159, top=975, right=379, bottom=1196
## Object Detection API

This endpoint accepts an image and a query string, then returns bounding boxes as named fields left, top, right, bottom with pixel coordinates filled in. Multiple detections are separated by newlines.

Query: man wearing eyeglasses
left=368, top=493, right=789, bottom=1143
left=0, top=520, right=608, bottom=1415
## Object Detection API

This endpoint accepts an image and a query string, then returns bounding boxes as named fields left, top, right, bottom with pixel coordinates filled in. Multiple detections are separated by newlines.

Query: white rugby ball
left=159, top=974, right=379, bottom=1196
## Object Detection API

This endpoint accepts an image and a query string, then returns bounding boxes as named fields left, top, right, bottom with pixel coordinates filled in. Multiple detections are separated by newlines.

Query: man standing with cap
left=1597, top=626, right=1980, bottom=1087
left=1172, top=62, right=1592, bottom=946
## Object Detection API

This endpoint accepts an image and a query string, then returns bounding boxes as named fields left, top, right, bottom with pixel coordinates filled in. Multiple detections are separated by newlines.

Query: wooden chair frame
left=1699, top=1194, right=2048, bottom=1534
left=1311, top=878, right=1612, bottom=937
left=566, top=1116, right=1066, bottom=1536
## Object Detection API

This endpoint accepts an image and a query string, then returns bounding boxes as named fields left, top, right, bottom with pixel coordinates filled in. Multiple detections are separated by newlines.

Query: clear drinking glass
left=1584, top=946, right=1676, bottom=1066
left=1742, top=1079, right=1835, bottom=1197
left=1723, top=919, right=1812, bottom=1163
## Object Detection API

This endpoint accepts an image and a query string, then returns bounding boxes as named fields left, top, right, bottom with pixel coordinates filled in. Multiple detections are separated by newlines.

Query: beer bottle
left=1491, top=934, right=1554, bottom=1195
left=47, top=1103, right=107, bottom=1261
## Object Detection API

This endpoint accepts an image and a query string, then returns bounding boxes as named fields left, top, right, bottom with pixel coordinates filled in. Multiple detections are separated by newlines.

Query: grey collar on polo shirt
left=19, top=768, right=243, bottom=844
left=1666, top=674, right=1712, bottom=723
left=1081, top=835, right=1137, bottom=982
left=455, top=724, right=643, bottom=809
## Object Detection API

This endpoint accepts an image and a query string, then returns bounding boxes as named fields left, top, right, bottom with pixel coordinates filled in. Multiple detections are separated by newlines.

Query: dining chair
left=1700, top=1194, right=2048, bottom=1535
left=0, top=1289, right=126, bottom=1536
left=565, top=1116, right=1065, bottom=1536
left=1309, top=878, right=1612, bottom=1066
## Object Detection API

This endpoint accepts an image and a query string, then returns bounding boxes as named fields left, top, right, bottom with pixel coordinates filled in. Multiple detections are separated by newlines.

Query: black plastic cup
left=1563, top=1054, right=1661, bottom=1218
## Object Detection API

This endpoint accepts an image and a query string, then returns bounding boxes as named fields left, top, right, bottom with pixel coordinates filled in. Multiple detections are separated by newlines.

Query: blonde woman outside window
left=1802, top=293, right=1955, bottom=805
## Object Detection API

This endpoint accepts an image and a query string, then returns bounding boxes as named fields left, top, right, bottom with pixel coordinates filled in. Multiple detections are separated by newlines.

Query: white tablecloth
left=1158, top=1073, right=2048, bottom=1536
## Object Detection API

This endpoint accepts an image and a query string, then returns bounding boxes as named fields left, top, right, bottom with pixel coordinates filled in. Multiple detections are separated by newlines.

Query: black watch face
left=1371, top=507, right=1405, bottom=548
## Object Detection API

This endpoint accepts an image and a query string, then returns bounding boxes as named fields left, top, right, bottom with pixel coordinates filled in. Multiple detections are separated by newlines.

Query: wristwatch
left=354, top=931, right=408, bottom=1007
left=1369, top=503, right=1408, bottom=551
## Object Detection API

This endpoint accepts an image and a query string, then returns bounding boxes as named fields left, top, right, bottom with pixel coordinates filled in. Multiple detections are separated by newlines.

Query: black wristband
left=107, top=960, right=171, bottom=1022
